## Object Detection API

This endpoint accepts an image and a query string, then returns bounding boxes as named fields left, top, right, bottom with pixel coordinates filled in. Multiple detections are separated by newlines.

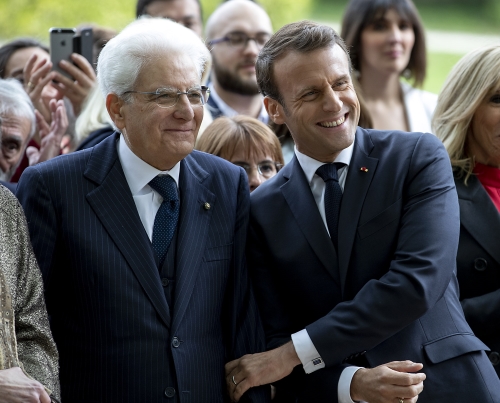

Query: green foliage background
left=0, top=0, right=313, bottom=43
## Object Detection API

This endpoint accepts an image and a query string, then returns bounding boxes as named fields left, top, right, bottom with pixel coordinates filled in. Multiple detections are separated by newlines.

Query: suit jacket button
left=474, top=258, right=488, bottom=272
left=164, top=387, right=176, bottom=398
left=161, top=278, right=170, bottom=287
left=489, top=352, right=500, bottom=366
left=172, top=337, right=180, bottom=348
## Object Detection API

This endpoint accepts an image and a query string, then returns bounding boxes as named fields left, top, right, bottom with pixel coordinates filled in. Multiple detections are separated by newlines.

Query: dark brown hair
left=256, top=20, right=350, bottom=105
left=0, top=38, right=49, bottom=79
left=341, top=0, right=427, bottom=87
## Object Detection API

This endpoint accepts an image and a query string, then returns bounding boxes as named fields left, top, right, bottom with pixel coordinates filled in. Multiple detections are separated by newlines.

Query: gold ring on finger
left=27, top=81, right=35, bottom=90
left=399, top=398, right=404, bottom=403
left=232, top=375, right=237, bottom=386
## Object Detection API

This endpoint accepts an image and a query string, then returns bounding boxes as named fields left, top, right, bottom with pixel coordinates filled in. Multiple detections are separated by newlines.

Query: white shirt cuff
left=291, top=329, right=325, bottom=374
left=338, top=366, right=366, bottom=403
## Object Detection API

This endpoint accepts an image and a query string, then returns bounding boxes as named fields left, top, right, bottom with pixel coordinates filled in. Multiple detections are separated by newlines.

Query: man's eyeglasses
left=232, top=161, right=283, bottom=179
left=208, top=32, right=271, bottom=50
left=123, top=86, right=210, bottom=108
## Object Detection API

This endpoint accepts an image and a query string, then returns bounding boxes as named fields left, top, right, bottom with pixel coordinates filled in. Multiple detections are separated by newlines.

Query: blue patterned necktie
left=149, top=175, right=179, bottom=266
left=316, top=163, right=345, bottom=251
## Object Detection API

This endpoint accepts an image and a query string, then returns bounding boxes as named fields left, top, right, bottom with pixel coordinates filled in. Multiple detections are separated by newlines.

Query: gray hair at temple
left=0, top=78, right=36, bottom=140
left=256, top=20, right=351, bottom=106
left=97, top=17, right=210, bottom=102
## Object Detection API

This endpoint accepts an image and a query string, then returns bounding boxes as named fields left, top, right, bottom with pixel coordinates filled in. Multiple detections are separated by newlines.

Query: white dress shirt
left=290, top=142, right=365, bottom=403
left=207, top=83, right=269, bottom=123
left=117, top=135, right=180, bottom=241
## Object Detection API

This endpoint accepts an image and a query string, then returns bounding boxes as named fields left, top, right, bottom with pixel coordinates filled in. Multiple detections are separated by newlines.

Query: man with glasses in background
left=17, top=18, right=269, bottom=403
left=205, top=0, right=272, bottom=123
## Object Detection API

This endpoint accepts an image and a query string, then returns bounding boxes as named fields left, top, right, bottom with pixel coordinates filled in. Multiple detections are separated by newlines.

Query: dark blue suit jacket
left=456, top=174, right=500, bottom=376
left=248, top=128, right=500, bottom=402
left=17, top=133, right=269, bottom=403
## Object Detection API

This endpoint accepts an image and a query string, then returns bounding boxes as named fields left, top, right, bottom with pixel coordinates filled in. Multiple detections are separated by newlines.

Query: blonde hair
left=433, top=45, right=500, bottom=182
left=196, top=115, right=284, bottom=165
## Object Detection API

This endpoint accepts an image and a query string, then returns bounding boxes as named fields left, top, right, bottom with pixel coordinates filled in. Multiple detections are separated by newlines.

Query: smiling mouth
left=318, top=115, right=346, bottom=128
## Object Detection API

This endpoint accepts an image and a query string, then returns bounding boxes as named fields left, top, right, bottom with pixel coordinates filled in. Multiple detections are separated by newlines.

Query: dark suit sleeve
left=306, top=134, right=460, bottom=367
left=225, top=169, right=270, bottom=403
left=16, top=166, right=59, bottom=287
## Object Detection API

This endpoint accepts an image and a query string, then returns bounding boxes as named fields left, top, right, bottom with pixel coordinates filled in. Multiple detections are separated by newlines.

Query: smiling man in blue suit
left=17, top=18, right=268, bottom=403
left=225, top=21, right=500, bottom=403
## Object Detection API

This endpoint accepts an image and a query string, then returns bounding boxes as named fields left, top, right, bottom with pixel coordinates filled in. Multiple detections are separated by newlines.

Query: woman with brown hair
left=196, top=115, right=284, bottom=192
left=341, top=0, right=436, bottom=132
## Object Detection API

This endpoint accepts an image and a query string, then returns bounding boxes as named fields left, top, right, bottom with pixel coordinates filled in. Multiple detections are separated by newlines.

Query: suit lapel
left=338, top=129, right=378, bottom=291
left=84, top=134, right=172, bottom=328
left=456, top=176, right=500, bottom=266
left=281, top=156, right=340, bottom=284
left=172, top=155, right=215, bottom=330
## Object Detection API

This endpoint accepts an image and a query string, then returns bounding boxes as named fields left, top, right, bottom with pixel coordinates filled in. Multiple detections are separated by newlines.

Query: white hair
left=97, top=17, right=210, bottom=101
left=0, top=78, right=36, bottom=140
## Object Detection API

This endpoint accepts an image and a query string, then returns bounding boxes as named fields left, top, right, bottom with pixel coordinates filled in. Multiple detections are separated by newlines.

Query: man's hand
left=350, top=361, right=426, bottom=403
left=27, top=99, right=68, bottom=166
left=225, top=341, right=301, bottom=402
left=0, top=367, right=51, bottom=403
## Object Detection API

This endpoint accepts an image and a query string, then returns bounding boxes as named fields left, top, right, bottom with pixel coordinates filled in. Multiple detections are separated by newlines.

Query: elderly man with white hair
left=17, top=18, right=269, bottom=403
left=0, top=79, right=67, bottom=191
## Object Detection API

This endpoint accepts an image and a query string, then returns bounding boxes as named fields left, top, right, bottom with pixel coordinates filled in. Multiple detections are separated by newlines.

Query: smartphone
left=50, top=28, right=76, bottom=78
left=73, top=28, right=93, bottom=68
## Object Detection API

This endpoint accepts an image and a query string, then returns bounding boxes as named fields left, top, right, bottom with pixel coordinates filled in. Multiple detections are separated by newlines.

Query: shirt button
left=474, top=258, right=488, bottom=272
left=164, top=387, right=176, bottom=398
left=161, top=278, right=170, bottom=287
left=172, top=337, right=180, bottom=348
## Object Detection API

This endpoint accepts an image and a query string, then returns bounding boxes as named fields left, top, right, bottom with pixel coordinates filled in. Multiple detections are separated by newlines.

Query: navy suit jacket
left=17, top=133, right=269, bottom=403
left=248, top=128, right=500, bottom=402
left=456, top=174, right=500, bottom=376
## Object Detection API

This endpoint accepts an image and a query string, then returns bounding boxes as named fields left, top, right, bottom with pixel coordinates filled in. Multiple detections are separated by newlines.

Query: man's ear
left=106, top=93, right=126, bottom=131
left=264, top=96, right=285, bottom=125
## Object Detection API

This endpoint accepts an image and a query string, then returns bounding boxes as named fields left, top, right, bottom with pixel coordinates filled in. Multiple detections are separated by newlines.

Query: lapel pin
left=203, top=202, right=211, bottom=210
left=360, top=167, right=368, bottom=172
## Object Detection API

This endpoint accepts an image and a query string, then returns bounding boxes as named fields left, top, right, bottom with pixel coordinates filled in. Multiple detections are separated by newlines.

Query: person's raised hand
left=27, top=99, right=68, bottom=165
left=52, top=53, right=96, bottom=116
left=350, top=361, right=426, bottom=403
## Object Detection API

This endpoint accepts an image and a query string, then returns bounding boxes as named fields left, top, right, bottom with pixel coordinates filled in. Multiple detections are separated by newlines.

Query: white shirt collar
left=294, top=140, right=354, bottom=185
left=208, top=82, right=269, bottom=123
left=117, top=134, right=181, bottom=196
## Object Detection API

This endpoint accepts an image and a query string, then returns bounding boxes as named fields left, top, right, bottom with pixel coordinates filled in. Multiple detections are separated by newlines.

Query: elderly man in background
left=0, top=159, right=59, bottom=400
left=136, top=0, right=203, bottom=37
left=205, top=0, right=272, bottom=123
left=0, top=79, right=67, bottom=191
left=17, top=18, right=269, bottom=403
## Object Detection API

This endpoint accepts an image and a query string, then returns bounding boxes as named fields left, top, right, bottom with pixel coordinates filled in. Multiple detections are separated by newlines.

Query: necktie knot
left=316, top=163, right=345, bottom=182
left=149, top=175, right=178, bottom=202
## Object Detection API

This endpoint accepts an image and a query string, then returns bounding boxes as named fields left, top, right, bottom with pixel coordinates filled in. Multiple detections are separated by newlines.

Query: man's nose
left=242, top=38, right=260, bottom=56
left=173, top=94, right=195, bottom=120
left=323, top=87, right=343, bottom=112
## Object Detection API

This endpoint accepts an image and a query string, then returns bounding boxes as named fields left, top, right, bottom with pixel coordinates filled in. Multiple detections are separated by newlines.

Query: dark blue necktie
left=316, top=163, right=345, bottom=251
left=149, top=175, right=179, bottom=266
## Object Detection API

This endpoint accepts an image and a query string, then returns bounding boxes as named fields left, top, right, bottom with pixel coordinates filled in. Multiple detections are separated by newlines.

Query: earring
left=402, top=69, right=411, bottom=80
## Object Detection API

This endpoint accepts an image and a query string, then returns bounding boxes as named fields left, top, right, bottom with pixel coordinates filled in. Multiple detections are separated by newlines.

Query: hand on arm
left=0, top=367, right=51, bottom=403
left=225, top=341, right=301, bottom=402
left=52, top=53, right=96, bottom=116
left=350, top=361, right=425, bottom=403
left=27, top=99, right=68, bottom=165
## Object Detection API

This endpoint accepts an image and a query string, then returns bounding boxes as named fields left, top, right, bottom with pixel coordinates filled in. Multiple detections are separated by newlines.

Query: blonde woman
left=433, top=44, right=500, bottom=376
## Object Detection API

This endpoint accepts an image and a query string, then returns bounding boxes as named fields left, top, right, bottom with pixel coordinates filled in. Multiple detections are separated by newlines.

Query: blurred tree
left=0, top=0, right=312, bottom=42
